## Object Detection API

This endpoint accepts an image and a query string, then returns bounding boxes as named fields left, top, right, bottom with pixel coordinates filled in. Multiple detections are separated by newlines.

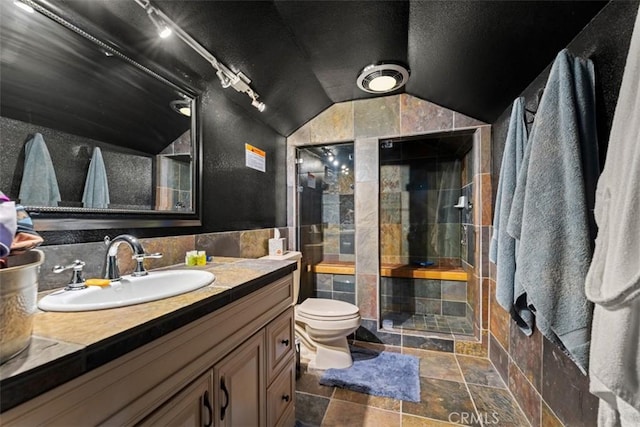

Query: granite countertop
left=0, top=256, right=297, bottom=413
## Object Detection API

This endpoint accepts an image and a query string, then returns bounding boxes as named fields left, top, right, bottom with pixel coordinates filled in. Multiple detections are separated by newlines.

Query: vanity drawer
left=267, top=358, right=295, bottom=427
left=266, top=307, right=294, bottom=383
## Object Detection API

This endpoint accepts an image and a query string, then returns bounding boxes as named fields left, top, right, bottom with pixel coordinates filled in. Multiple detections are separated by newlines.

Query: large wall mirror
left=0, top=0, right=201, bottom=230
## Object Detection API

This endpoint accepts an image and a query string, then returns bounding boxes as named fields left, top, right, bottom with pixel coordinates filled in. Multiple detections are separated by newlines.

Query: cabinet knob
left=282, top=394, right=290, bottom=402
left=280, top=339, right=290, bottom=346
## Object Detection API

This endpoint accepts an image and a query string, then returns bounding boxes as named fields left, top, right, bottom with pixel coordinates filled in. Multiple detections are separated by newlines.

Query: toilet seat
left=297, top=298, right=359, bottom=321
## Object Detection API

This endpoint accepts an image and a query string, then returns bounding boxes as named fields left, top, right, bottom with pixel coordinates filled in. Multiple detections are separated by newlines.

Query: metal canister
left=0, top=250, right=44, bottom=364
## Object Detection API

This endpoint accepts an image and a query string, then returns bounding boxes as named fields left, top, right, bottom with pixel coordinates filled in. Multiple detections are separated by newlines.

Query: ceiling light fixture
left=134, top=0, right=265, bottom=112
left=13, top=0, right=34, bottom=13
left=356, top=62, right=410, bottom=94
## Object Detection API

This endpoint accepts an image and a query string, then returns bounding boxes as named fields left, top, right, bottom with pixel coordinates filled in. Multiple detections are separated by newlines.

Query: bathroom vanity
left=0, top=257, right=296, bottom=426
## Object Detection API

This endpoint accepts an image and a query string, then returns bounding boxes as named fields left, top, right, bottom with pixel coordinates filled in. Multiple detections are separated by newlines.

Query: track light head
left=147, top=8, right=172, bottom=39
left=216, top=70, right=231, bottom=88
left=251, top=98, right=266, bottom=112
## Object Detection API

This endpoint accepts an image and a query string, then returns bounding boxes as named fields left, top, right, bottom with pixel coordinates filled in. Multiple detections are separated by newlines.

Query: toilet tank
left=260, top=251, right=302, bottom=304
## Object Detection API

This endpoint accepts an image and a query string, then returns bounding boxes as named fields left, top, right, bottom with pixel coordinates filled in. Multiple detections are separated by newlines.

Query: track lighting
left=135, top=0, right=265, bottom=112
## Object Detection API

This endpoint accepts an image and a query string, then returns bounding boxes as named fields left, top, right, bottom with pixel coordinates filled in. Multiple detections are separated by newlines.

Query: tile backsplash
left=34, top=227, right=288, bottom=291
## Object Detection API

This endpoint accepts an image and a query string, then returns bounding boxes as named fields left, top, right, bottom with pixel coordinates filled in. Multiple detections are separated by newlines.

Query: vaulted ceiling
left=4, top=0, right=607, bottom=142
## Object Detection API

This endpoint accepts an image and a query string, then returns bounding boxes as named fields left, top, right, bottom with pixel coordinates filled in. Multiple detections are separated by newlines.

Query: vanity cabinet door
left=138, top=370, right=214, bottom=427
left=214, top=331, right=265, bottom=427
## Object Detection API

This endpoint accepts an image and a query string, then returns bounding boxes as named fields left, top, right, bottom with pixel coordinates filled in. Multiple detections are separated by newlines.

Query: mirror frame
left=11, top=0, right=202, bottom=231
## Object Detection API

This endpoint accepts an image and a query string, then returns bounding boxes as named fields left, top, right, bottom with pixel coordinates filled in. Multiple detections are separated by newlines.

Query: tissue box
left=268, top=238, right=286, bottom=256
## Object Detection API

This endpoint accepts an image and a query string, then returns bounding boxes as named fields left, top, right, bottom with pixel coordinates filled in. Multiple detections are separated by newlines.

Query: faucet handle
left=131, top=252, right=163, bottom=277
left=53, top=260, right=87, bottom=291
left=132, top=252, right=163, bottom=261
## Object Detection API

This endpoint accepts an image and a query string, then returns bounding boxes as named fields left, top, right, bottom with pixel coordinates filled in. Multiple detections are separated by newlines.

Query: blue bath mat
left=319, top=347, right=420, bottom=402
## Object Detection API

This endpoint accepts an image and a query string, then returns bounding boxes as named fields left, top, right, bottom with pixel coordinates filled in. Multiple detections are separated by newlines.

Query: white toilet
left=261, top=251, right=361, bottom=369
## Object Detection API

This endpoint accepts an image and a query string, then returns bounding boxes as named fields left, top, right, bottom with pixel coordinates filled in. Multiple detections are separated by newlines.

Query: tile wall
left=314, top=273, right=356, bottom=304
left=488, top=261, right=599, bottom=426
left=380, top=278, right=462, bottom=316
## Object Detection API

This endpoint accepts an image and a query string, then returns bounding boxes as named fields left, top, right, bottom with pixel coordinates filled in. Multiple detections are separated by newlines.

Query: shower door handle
left=461, top=224, right=468, bottom=246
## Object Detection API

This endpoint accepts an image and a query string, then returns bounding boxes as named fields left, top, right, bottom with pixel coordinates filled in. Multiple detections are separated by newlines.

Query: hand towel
left=18, top=133, right=61, bottom=207
left=489, top=97, right=533, bottom=334
left=506, top=49, right=599, bottom=375
left=82, top=147, right=110, bottom=209
left=585, top=3, right=640, bottom=418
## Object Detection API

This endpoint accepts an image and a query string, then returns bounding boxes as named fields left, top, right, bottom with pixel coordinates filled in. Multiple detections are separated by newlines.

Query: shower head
left=454, top=196, right=472, bottom=210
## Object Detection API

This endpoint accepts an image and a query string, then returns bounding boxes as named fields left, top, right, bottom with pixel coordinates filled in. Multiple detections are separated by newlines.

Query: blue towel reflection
left=18, top=133, right=61, bottom=207
left=82, top=147, right=110, bottom=209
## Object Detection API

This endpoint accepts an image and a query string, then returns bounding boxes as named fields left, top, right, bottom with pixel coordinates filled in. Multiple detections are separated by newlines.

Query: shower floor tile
left=382, top=312, right=474, bottom=336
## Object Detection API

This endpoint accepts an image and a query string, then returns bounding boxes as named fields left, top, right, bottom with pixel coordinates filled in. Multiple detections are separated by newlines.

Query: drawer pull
left=220, top=377, right=229, bottom=421
left=280, top=339, right=290, bottom=346
left=282, top=394, right=290, bottom=402
left=203, top=390, right=213, bottom=427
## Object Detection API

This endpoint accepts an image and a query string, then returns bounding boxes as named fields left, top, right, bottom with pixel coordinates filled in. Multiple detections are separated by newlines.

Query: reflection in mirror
left=0, top=0, right=200, bottom=228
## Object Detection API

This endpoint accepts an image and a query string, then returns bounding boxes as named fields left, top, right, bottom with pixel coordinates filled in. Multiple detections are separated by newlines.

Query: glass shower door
left=295, top=143, right=354, bottom=303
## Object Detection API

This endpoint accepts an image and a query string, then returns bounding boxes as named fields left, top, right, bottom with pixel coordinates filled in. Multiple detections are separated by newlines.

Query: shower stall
left=379, top=132, right=475, bottom=335
left=295, top=131, right=480, bottom=338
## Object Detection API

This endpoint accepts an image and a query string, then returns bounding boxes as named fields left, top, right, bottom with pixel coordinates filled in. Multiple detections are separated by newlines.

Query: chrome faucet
left=103, top=234, right=162, bottom=281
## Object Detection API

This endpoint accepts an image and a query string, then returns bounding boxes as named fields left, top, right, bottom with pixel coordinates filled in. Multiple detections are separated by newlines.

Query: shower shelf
left=311, top=262, right=468, bottom=281
left=380, top=264, right=467, bottom=281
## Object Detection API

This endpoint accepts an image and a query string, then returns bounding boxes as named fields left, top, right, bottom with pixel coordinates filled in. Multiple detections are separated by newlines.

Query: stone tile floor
left=295, top=342, right=530, bottom=426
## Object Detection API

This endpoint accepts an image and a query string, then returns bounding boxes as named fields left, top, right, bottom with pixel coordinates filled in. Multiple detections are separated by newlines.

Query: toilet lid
left=297, top=298, right=359, bottom=321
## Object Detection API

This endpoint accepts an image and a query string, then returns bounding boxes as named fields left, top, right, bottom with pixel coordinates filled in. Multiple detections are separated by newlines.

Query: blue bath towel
left=489, top=97, right=533, bottom=334
left=82, top=147, right=110, bottom=209
left=18, top=133, right=61, bottom=207
left=507, top=49, right=599, bottom=375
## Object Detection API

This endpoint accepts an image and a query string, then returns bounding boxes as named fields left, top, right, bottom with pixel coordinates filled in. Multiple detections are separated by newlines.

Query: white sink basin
left=38, top=270, right=215, bottom=312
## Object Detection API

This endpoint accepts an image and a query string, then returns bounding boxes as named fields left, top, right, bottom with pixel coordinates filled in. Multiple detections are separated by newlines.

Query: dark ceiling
left=2, top=0, right=607, bottom=145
